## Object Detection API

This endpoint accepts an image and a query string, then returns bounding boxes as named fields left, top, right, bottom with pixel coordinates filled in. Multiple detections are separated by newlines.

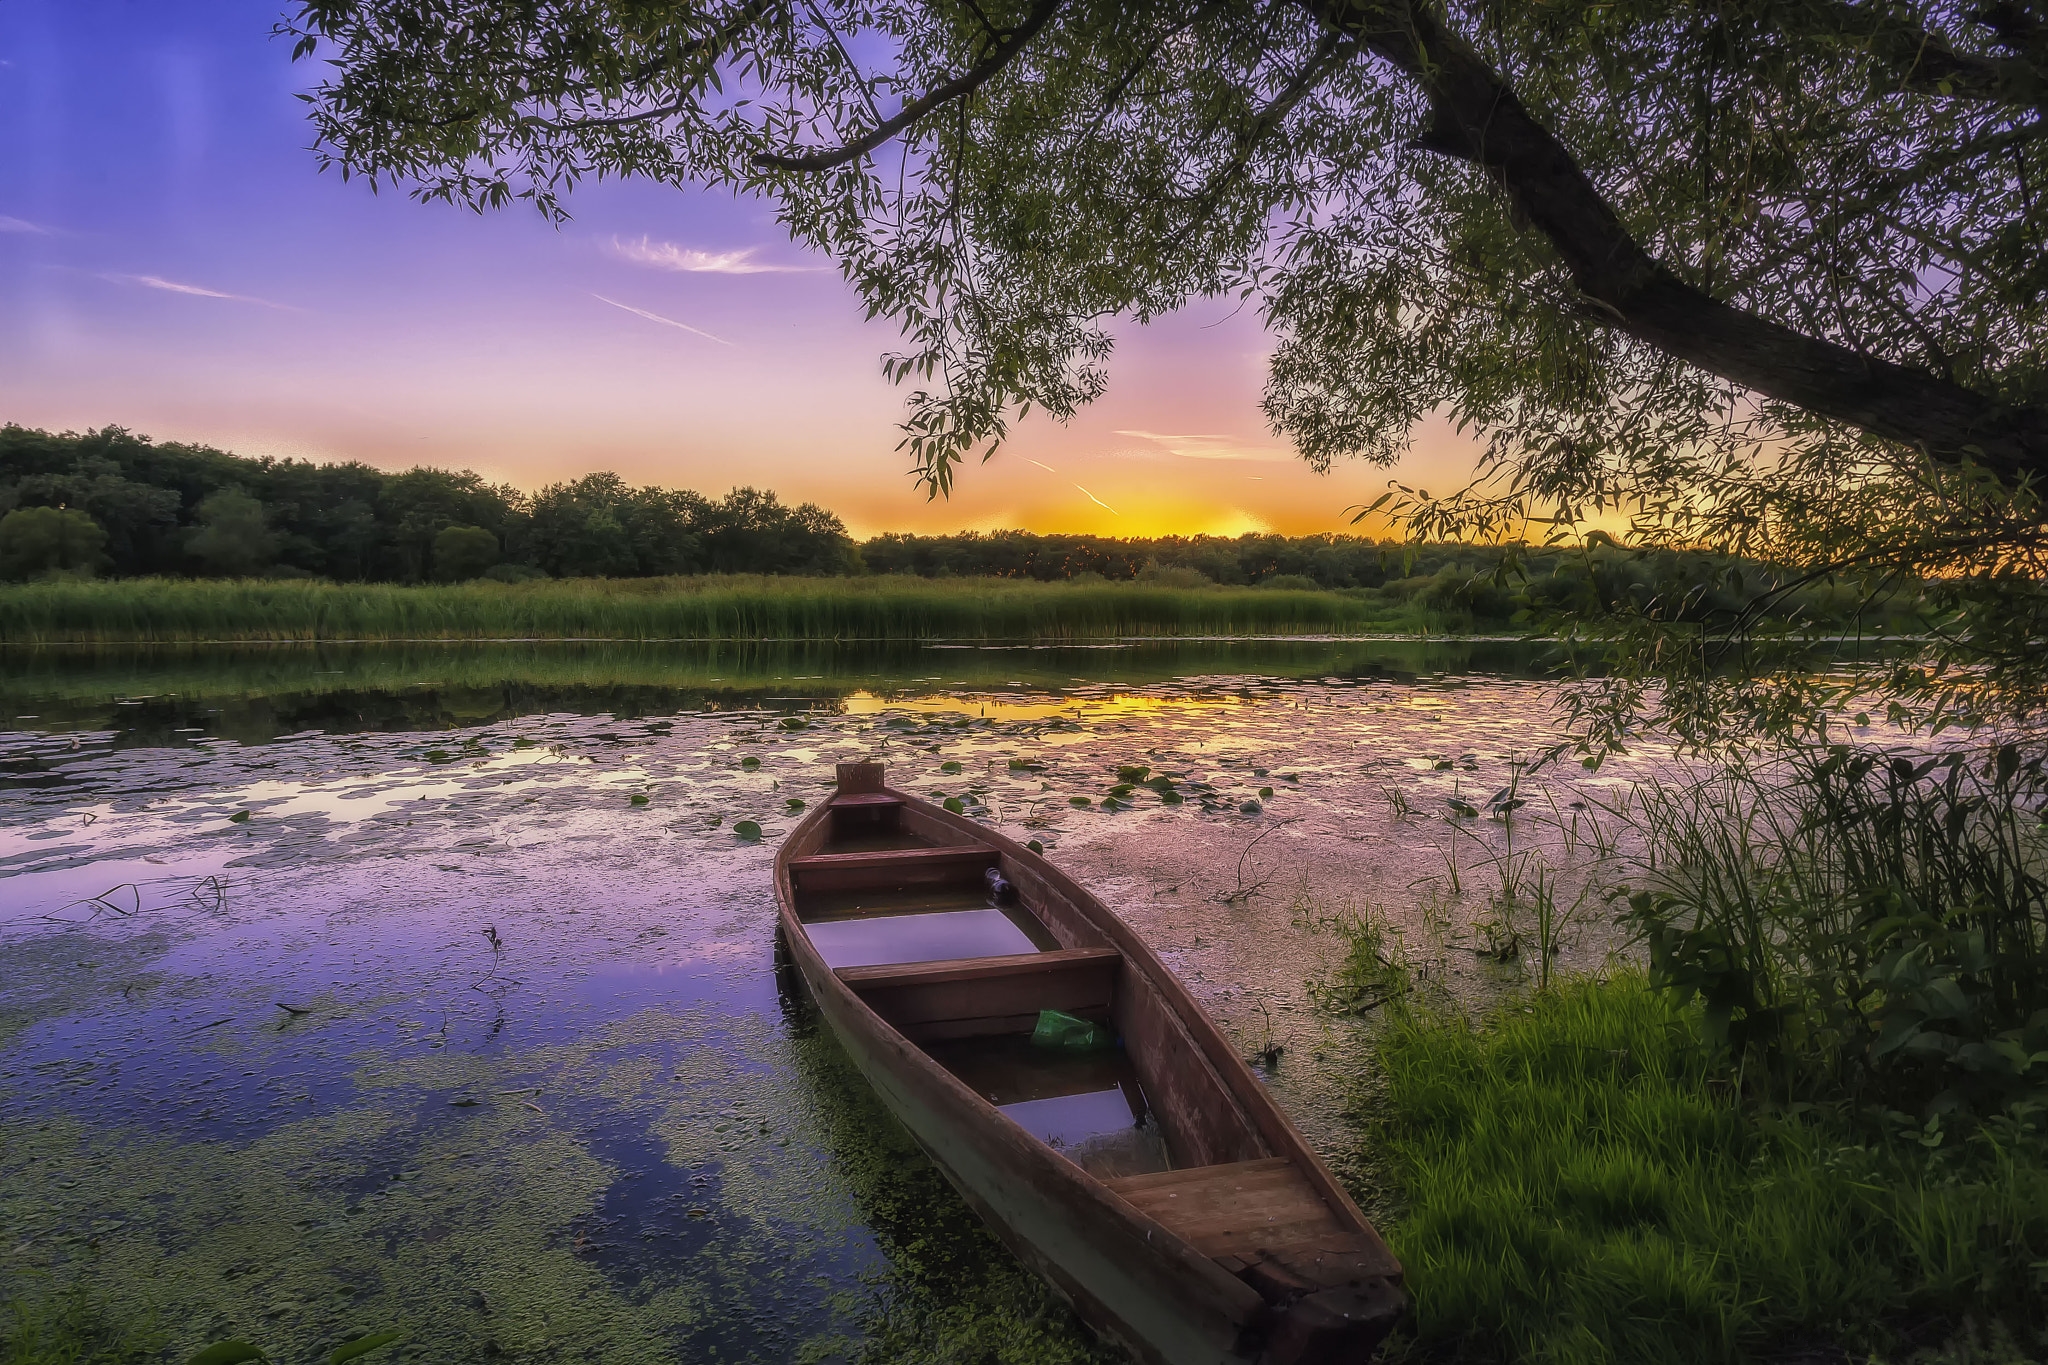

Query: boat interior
left=787, top=776, right=1384, bottom=1276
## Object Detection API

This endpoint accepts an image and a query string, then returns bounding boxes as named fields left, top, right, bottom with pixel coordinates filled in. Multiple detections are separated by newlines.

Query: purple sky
left=0, top=0, right=1483, bottom=537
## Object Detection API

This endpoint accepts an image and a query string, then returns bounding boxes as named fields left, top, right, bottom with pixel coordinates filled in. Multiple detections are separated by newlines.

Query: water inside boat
left=927, top=1034, right=1171, bottom=1178
left=805, top=905, right=1051, bottom=969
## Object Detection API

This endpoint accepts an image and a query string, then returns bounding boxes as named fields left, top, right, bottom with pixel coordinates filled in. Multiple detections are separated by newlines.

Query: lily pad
left=734, top=820, right=763, bottom=840
left=189, top=1344, right=269, bottom=1365
left=331, top=1332, right=404, bottom=1365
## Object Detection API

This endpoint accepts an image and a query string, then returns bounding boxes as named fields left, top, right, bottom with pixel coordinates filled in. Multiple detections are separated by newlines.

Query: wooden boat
left=775, top=762, right=1404, bottom=1365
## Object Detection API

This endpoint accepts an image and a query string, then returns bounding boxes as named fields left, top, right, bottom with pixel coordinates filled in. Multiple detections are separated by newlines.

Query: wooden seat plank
left=831, top=792, right=903, bottom=808
left=842, top=947, right=1121, bottom=1041
left=791, top=846, right=994, bottom=871
left=1105, top=1158, right=1345, bottom=1258
left=789, top=844, right=998, bottom=892
left=836, top=946, right=1117, bottom=989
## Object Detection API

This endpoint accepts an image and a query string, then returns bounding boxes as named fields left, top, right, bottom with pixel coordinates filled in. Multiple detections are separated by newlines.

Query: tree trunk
left=1307, top=0, right=2048, bottom=486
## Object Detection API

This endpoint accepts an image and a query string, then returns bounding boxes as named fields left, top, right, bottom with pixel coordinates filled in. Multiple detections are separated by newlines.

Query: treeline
left=864, top=530, right=1918, bottom=630
left=0, top=425, right=855, bottom=583
left=0, top=425, right=1916, bottom=632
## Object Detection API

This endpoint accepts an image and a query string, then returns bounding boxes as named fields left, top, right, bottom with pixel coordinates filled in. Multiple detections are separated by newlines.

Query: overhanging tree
left=284, top=0, right=2048, bottom=739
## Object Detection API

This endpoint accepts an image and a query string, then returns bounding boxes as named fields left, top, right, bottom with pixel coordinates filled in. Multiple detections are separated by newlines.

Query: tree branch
left=1305, top=0, right=2048, bottom=486
left=1800, top=0, right=2048, bottom=113
left=753, top=0, right=1062, bottom=172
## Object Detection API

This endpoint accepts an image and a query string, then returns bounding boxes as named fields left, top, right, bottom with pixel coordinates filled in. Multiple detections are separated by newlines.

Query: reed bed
left=0, top=575, right=1412, bottom=643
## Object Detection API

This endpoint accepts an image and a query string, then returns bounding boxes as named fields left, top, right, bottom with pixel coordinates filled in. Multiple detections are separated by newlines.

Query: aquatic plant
left=0, top=1280, right=164, bottom=1365
left=1619, top=742, right=2048, bottom=1114
left=0, top=575, right=1413, bottom=644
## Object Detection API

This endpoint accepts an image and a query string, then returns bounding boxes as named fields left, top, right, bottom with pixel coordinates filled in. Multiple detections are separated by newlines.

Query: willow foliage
left=284, top=0, right=2048, bottom=738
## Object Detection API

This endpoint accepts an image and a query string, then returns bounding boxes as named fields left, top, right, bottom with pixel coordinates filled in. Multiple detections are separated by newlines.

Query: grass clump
left=1363, top=974, right=2048, bottom=1364
left=1623, top=742, right=2048, bottom=1118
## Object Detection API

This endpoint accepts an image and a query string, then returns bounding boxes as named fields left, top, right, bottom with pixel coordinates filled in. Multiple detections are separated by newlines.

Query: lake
left=0, top=639, right=1658, bottom=1363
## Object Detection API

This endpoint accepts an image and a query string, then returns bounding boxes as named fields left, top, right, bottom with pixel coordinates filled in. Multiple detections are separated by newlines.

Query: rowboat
left=774, top=762, right=1405, bottom=1365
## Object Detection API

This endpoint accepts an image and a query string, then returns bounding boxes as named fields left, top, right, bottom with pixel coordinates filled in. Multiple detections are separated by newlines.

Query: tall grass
left=0, top=575, right=1420, bottom=644
left=1366, top=975, right=2048, bottom=1364
left=1621, top=743, right=2048, bottom=1113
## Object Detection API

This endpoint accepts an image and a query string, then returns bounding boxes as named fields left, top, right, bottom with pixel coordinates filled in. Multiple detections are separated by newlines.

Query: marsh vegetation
left=0, top=574, right=1419, bottom=644
left=1300, top=743, right=2048, bottom=1363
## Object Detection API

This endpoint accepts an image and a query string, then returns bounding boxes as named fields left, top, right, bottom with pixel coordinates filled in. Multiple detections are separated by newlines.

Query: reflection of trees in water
left=0, top=638, right=1551, bottom=743
left=774, top=942, right=1123, bottom=1365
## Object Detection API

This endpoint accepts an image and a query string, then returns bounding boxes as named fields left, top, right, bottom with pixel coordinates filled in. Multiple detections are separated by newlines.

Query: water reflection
left=1, top=637, right=1627, bottom=1362
left=0, top=637, right=1549, bottom=743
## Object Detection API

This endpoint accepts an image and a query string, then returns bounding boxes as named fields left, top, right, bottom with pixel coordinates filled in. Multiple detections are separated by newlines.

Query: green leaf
left=330, top=1331, right=404, bottom=1364
left=1026, top=839, right=1044, bottom=854
left=189, top=1344, right=270, bottom=1365
left=739, top=756, right=761, bottom=770
left=228, top=810, right=251, bottom=824
left=629, top=793, right=649, bottom=806
left=785, top=797, right=805, bottom=811
left=940, top=760, right=963, bottom=773
left=734, top=819, right=762, bottom=840
left=942, top=796, right=965, bottom=813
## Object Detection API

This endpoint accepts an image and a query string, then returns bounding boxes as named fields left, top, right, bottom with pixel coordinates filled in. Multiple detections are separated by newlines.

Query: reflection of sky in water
left=0, top=642, right=1666, bottom=1362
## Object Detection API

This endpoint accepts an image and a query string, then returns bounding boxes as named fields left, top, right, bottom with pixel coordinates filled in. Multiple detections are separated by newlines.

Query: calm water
left=0, top=639, right=1651, bottom=1363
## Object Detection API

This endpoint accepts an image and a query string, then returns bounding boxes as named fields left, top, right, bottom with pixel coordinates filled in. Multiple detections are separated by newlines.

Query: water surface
left=1, top=639, right=1645, bottom=1362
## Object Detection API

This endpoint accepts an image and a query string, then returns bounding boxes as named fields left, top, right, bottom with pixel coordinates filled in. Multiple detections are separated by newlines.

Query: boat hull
left=788, top=930, right=1262, bottom=1365
left=775, top=769, right=1402, bottom=1365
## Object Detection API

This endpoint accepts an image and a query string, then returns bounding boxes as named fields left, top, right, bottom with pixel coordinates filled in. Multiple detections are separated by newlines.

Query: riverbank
left=1352, top=975, right=2048, bottom=1364
left=0, top=575, right=1429, bottom=643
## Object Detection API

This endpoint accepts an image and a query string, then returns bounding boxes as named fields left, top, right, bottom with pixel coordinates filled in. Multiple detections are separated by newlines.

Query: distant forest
left=0, top=424, right=1909, bottom=631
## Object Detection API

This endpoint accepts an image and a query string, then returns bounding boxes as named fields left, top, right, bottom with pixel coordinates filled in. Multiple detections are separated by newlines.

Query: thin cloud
left=1115, top=429, right=1288, bottom=462
left=103, top=272, right=293, bottom=309
left=1073, top=484, right=1120, bottom=515
left=0, top=215, right=52, bottom=235
left=593, top=293, right=733, bottom=346
left=607, top=235, right=822, bottom=275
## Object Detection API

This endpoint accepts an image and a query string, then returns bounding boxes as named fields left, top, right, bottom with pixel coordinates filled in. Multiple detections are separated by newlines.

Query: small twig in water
left=1218, top=817, right=1302, bottom=903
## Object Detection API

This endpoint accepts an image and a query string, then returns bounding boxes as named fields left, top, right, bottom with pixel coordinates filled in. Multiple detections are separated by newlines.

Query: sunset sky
left=0, top=0, right=1487, bottom=538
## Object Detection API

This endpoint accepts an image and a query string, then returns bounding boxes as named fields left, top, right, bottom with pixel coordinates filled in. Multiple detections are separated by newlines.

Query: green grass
left=0, top=575, right=1429, bottom=644
left=1362, top=974, right=2048, bottom=1364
